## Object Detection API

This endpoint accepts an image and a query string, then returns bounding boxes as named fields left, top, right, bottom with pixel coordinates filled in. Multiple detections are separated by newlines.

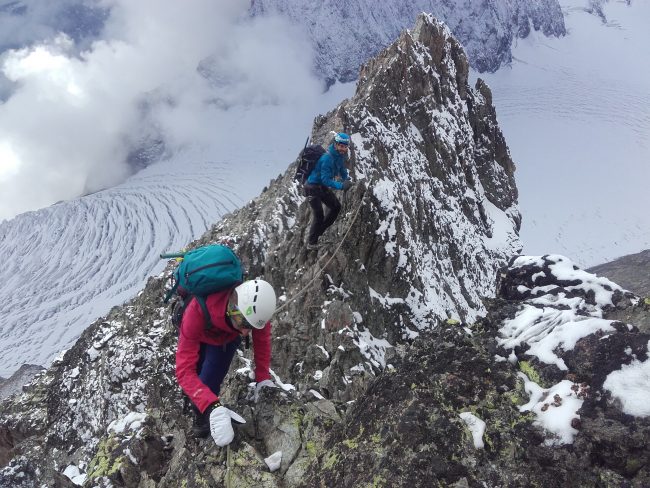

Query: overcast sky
left=0, top=0, right=323, bottom=221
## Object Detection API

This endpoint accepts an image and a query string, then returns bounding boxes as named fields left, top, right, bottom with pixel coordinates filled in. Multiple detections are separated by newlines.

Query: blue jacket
left=306, top=144, right=350, bottom=190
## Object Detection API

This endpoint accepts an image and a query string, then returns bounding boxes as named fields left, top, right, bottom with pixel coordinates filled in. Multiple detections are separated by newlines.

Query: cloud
left=0, top=1, right=84, bottom=50
left=0, top=0, right=322, bottom=220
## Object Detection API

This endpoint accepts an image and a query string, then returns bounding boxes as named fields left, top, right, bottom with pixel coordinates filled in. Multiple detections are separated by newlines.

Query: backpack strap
left=194, top=295, right=215, bottom=330
left=161, top=252, right=186, bottom=303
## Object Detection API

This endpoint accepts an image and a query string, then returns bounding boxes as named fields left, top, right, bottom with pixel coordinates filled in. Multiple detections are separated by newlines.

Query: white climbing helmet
left=234, top=279, right=277, bottom=329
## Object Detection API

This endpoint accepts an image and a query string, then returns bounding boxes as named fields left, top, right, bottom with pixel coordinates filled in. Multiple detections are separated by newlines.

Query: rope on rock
left=226, top=443, right=232, bottom=488
left=275, top=183, right=370, bottom=315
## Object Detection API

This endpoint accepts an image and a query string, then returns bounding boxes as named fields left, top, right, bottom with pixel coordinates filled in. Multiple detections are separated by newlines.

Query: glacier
left=478, top=0, right=650, bottom=267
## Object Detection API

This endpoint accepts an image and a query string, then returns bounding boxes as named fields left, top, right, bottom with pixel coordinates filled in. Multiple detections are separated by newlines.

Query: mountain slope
left=250, top=0, right=566, bottom=83
left=0, top=13, right=522, bottom=485
left=2, top=15, right=649, bottom=488
left=588, top=249, right=650, bottom=298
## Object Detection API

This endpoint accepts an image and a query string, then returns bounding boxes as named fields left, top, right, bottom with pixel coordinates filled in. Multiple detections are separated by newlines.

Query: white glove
left=254, top=379, right=278, bottom=403
left=209, top=405, right=246, bottom=447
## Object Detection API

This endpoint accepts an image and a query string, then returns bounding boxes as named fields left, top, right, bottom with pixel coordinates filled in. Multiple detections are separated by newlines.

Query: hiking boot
left=191, top=409, right=210, bottom=438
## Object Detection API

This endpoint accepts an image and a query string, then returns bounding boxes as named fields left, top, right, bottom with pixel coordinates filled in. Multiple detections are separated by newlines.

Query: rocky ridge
left=0, top=13, right=520, bottom=487
left=0, top=365, right=44, bottom=402
left=587, top=249, right=650, bottom=341
left=1, top=12, right=648, bottom=488
left=298, top=255, right=650, bottom=487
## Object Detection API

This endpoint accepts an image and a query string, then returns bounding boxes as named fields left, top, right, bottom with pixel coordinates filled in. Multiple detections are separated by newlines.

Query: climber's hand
left=254, top=379, right=278, bottom=403
left=209, top=404, right=246, bottom=447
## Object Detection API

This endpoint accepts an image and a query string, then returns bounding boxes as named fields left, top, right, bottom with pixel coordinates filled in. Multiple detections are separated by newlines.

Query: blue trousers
left=197, top=337, right=241, bottom=397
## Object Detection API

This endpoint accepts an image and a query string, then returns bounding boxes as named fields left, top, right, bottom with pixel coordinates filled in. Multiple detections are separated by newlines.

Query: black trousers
left=305, top=184, right=341, bottom=245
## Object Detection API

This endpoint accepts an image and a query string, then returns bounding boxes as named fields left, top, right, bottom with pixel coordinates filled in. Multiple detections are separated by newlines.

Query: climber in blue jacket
left=304, top=132, right=354, bottom=250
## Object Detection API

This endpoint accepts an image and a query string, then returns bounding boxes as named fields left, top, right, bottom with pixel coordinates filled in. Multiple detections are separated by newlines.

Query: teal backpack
left=161, top=244, right=243, bottom=330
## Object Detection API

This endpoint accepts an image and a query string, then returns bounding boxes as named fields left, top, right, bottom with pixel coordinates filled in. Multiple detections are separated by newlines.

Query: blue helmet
left=334, top=132, right=350, bottom=146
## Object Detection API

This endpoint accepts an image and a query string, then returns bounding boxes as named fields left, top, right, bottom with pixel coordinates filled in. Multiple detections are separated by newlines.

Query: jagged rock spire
left=272, top=12, right=522, bottom=342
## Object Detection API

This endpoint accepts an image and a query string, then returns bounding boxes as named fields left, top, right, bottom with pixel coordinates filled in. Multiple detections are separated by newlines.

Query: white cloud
left=0, top=141, right=21, bottom=183
left=0, top=1, right=81, bottom=49
left=0, top=0, right=322, bottom=220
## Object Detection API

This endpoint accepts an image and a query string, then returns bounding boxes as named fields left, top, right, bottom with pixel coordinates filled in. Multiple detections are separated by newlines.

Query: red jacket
left=175, top=289, right=272, bottom=413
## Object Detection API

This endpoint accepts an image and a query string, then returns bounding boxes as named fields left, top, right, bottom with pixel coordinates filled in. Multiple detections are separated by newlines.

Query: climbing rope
left=275, top=183, right=371, bottom=314
left=226, top=443, right=232, bottom=488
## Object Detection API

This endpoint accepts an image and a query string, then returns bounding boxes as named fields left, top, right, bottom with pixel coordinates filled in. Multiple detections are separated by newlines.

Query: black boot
left=191, top=406, right=210, bottom=438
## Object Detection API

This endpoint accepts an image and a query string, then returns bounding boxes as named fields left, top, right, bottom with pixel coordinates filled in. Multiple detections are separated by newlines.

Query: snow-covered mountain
left=1, top=0, right=647, bottom=381
left=250, top=0, right=566, bottom=83
left=247, top=0, right=650, bottom=266
left=0, top=15, right=522, bottom=482
left=1, top=0, right=547, bottom=378
left=2, top=18, right=649, bottom=485
left=1, top=0, right=565, bottom=86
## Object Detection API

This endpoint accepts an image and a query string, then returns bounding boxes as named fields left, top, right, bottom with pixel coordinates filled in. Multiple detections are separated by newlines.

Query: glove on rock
left=209, top=405, right=246, bottom=447
left=254, top=379, right=278, bottom=403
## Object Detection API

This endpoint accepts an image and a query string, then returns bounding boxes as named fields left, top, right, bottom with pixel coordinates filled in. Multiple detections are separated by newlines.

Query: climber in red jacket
left=175, top=279, right=277, bottom=446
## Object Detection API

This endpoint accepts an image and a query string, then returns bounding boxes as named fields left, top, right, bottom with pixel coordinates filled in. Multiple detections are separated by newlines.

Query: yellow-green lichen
left=446, top=319, right=461, bottom=326
left=193, top=472, right=210, bottom=488
left=371, top=474, right=387, bottom=487
left=482, top=398, right=497, bottom=410
left=86, top=437, right=124, bottom=480
left=323, top=452, right=339, bottom=469
left=465, top=405, right=480, bottom=417
left=291, top=405, right=305, bottom=429
left=503, top=390, right=525, bottom=406
left=644, top=297, right=650, bottom=306
left=519, top=361, right=544, bottom=386
left=482, top=431, right=496, bottom=450
left=305, top=440, right=318, bottom=457
left=370, top=433, right=381, bottom=444
left=625, top=458, right=643, bottom=475
left=342, top=439, right=358, bottom=449
left=511, top=411, right=535, bottom=429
